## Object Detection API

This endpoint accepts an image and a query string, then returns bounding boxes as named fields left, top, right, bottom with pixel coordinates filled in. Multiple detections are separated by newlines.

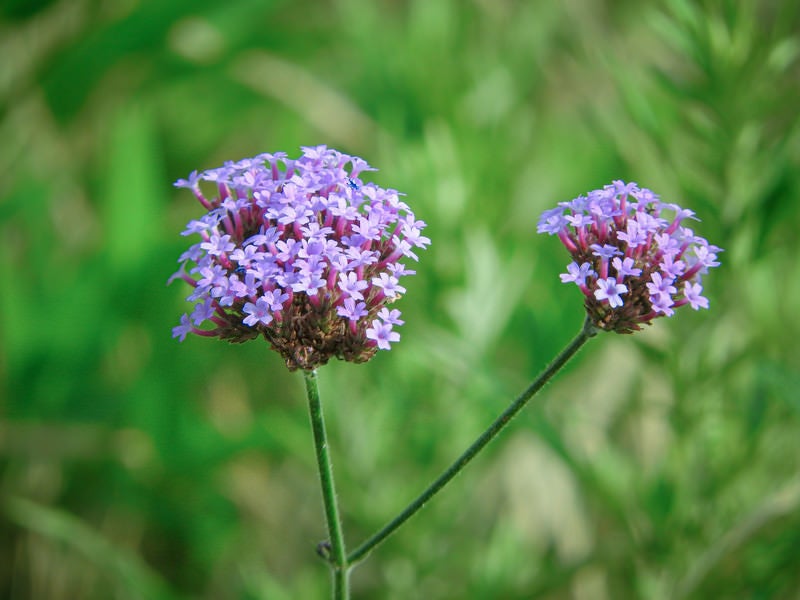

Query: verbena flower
left=170, top=146, right=430, bottom=370
left=538, top=180, right=721, bottom=333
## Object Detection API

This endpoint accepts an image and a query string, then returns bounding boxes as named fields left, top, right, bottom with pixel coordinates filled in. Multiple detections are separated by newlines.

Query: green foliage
left=2, top=0, right=799, bottom=598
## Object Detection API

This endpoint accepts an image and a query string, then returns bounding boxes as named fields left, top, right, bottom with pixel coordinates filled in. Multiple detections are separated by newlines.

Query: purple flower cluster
left=538, top=181, right=721, bottom=333
left=170, top=146, right=430, bottom=370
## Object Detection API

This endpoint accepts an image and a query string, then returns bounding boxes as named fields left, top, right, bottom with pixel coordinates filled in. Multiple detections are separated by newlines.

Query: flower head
left=170, top=146, right=430, bottom=370
left=538, top=180, right=721, bottom=333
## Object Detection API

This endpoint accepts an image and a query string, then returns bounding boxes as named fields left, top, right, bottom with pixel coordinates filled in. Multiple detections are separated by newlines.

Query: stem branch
left=348, top=317, right=597, bottom=565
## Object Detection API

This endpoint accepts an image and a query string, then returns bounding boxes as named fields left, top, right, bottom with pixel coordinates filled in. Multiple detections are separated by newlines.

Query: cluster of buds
left=538, top=181, right=721, bottom=333
left=170, top=146, right=429, bottom=370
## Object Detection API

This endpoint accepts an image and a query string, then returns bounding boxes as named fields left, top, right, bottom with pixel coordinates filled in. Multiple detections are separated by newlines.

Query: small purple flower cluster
left=170, top=146, right=430, bottom=370
left=538, top=181, right=721, bottom=333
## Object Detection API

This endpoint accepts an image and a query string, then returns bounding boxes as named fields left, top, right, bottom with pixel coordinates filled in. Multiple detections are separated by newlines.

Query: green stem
left=303, top=369, right=350, bottom=599
left=347, top=316, right=598, bottom=565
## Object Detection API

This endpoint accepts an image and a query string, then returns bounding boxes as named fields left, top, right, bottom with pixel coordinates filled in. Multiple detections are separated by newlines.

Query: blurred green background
left=2, top=0, right=799, bottom=598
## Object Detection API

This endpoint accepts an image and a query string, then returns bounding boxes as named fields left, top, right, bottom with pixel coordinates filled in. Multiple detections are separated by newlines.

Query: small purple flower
left=646, top=272, right=677, bottom=299
left=191, top=300, right=216, bottom=325
left=377, top=307, right=404, bottom=326
left=338, top=272, right=368, bottom=300
left=201, top=233, right=236, bottom=257
left=611, top=256, right=642, bottom=279
left=371, top=273, right=406, bottom=299
left=594, top=277, right=628, bottom=308
left=170, top=146, right=429, bottom=370
left=560, top=261, right=595, bottom=286
left=243, top=297, right=275, bottom=327
left=650, top=292, right=675, bottom=316
left=590, top=244, right=622, bottom=260
left=172, top=314, right=193, bottom=342
left=337, top=298, right=369, bottom=322
left=537, top=181, right=721, bottom=333
left=365, top=320, right=400, bottom=350
left=682, top=281, right=709, bottom=310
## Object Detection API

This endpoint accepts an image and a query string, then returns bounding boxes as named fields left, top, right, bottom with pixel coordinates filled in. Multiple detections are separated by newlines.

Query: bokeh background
left=2, top=0, right=799, bottom=598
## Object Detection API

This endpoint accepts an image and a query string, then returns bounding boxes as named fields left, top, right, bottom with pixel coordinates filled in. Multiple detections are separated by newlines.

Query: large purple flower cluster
left=170, top=146, right=430, bottom=370
left=538, top=181, right=721, bottom=333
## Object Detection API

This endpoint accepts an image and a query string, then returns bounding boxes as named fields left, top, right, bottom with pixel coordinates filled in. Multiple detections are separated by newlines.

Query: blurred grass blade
left=103, top=104, right=166, bottom=272
left=230, top=50, right=380, bottom=148
left=5, top=496, right=180, bottom=600
left=673, top=479, right=800, bottom=599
